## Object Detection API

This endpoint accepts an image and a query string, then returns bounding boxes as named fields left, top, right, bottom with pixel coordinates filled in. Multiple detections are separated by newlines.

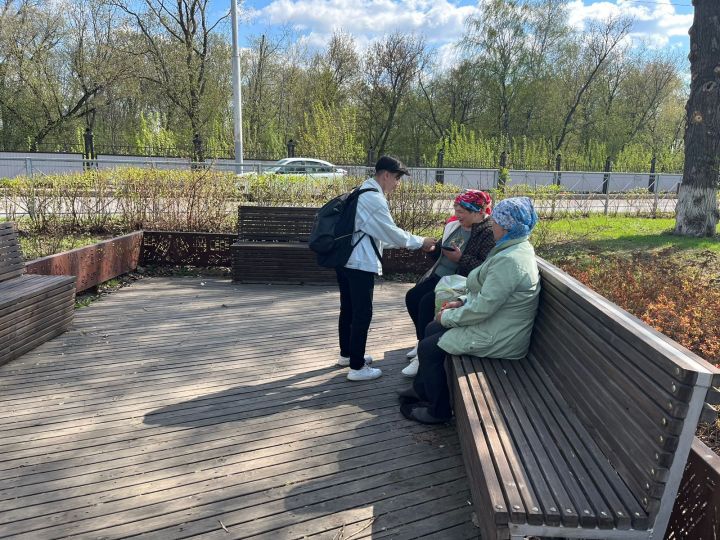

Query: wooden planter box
left=25, top=232, right=142, bottom=293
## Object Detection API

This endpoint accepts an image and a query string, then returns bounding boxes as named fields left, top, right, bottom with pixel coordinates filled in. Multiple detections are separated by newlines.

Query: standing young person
left=337, top=156, right=436, bottom=381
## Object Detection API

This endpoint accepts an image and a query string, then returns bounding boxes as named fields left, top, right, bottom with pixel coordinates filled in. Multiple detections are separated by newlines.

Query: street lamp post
left=231, top=0, right=244, bottom=173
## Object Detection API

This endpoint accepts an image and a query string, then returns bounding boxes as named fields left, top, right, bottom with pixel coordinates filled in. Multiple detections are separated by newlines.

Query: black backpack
left=309, top=187, right=382, bottom=269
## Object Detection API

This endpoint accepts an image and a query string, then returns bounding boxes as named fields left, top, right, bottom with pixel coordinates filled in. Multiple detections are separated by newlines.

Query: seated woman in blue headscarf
left=398, top=197, right=541, bottom=424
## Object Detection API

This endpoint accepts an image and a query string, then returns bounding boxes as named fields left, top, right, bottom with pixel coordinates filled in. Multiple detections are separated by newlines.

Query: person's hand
left=443, top=245, right=462, bottom=262
left=443, top=300, right=464, bottom=310
left=421, top=237, right=436, bottom=252
left=435, top=309, right=444, bottom=322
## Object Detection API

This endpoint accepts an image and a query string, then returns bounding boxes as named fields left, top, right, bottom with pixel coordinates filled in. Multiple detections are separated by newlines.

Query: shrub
left=1, top=167, right=239, bottom=234
left=558, top=250, right=720, bottom=365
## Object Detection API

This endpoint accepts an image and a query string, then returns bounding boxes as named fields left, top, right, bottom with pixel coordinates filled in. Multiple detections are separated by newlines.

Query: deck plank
left=0, top=277, right=478, bottom=539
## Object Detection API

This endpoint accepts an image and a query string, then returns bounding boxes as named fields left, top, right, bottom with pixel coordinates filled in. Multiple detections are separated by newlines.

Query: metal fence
left=0, top=152, right=683, bottom=192
left=0, top=152, right=705, bottom=219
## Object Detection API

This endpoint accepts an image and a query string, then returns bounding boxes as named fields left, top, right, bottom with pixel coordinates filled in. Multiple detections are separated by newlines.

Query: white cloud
left=566, top=0, right=691, bottom=50
left=252, top=0, right=479, bottom=50
left=245, top=0, right=690, bottom=66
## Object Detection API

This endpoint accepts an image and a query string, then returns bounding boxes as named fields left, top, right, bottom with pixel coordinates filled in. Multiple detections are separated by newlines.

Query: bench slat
left=516, top=358, right=647, bottom=529
left=0, top=276, right=76, bottom=314
left=0, top=302, right=74, bottom=353
left=0, top=241, right=23, bottom=257
left=539, top=259, right=718, bottom=386
left=451, top=354, right=653, bottom=532
left=0, top=291, right=74, bottom=337
left=0, top=223, right=25, bottom=282
left=232, top=242, right=335, bottom=284
left=453, top=258, right=720, bottom=538
left=542, top=279, right=694, bottom=403
left=539, top=293, right=688, bottom=430
left=477, top=359, right=572, bottom=527
left=450, top=357, right=510, bottom=537
left=0, top=308, right=74, bottom=366
left=460, top=357, right=528, bottom=524
left=533, top=309, right=681, bottom=463
left=464, top=358, right=546, bottom=525
left=0, top=221, right=74, bottom=366
left=237, top=206, right=317, bottom=242
left=530, top=328, right=666, bottom=512
left=490, top=359, right=607, bottom=528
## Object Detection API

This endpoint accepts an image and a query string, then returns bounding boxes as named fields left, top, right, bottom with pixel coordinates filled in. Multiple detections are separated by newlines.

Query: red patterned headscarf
left=454, top=190, right=492, bottom=215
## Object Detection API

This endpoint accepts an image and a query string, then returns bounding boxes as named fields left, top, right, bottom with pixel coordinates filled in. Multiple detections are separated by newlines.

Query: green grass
left=538, top=217, right=720, bottom=256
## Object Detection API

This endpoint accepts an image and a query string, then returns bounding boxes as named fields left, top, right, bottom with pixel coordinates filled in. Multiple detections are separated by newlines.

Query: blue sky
left=224, top=0, right=692, bottom=68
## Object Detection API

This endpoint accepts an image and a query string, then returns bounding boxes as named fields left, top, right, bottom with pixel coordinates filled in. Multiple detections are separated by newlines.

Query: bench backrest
left=0, top=222, right=25, bottom=282
left=237, top=206, right=319, bottom=242
left=531, top=258, right=719, bottom=530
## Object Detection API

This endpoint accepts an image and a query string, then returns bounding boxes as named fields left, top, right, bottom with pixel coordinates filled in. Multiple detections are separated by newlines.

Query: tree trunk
left=675, top=0, right=720, bottom=237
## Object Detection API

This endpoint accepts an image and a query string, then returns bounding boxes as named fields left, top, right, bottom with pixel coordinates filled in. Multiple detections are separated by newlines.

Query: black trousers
left=413, top=320, right=452, bottom=419
left=405, top=274, right=441, bottom=340
left=335, top=267, right=375, bottom=370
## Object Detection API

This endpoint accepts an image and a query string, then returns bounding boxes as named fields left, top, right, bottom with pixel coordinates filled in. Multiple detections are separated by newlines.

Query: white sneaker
left=402, top=358, right=419, bottom=378
left=347, top=365, right=382, bottom=381
left=406, top=344, right=418, bottom=359
left=337, top=354, right=373, bottom=367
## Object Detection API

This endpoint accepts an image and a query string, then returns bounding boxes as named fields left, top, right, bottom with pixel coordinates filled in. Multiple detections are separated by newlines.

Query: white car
left=262, top=158, right=348, bottom=178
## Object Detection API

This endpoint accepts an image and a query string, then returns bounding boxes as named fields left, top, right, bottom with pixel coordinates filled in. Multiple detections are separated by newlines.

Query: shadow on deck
left=0, top=277, right=478, bottom=539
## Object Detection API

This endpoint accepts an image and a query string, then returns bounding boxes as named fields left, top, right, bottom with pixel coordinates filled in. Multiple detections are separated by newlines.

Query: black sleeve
left=456, top=225, right=495, bottom=277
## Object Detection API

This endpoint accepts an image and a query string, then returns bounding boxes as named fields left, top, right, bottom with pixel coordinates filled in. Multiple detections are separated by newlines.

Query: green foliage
left=1, top=167, right=238, bottom=233
left=497, top=167, right=511, bottom=189
left=297, top=103, right=364, bottom=163
left=19, top=231, right=107, bottom=260
left=439, top=123, right=498, bottom=167
left=438, top=123, right=678, bottom=172
left=135, top=113, right=179, bottom=155
left=0, top=3, right=689, bottom=173
left=613, top=144, right=654, bottom=172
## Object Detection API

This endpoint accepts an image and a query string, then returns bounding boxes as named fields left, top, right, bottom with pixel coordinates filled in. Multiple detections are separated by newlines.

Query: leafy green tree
left=297, top=102, right=364, bottom=164
left=110, top=0, right=229, bottom=162
left=463, top=0, right=528, bottom=139
left=0, top=0, right=130, bottom=150
left=359, top=32, right=427, bottom=157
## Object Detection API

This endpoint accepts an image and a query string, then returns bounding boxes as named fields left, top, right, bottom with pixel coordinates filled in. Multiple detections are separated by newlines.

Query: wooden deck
left=0, top=277, right=478, bottom=539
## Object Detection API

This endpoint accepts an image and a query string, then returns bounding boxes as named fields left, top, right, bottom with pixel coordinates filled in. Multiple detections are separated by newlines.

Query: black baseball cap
left=375, top=155, right=410, bottom=177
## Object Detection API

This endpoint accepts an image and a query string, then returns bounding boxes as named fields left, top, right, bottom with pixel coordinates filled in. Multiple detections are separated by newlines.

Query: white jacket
left=344, top=177, right=424, bottom=275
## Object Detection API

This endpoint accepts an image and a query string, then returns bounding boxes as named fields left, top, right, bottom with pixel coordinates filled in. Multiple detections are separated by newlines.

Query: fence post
left=498, top=151, right=508, bottom=191
left=653, top=173, right=660, bottom=217
left=367, top=148, right=376, bottom=168
left=554, top=153, right=562, bottom=186
left=24, top=158, right=36, bottom=220
left=435, top=148, right=445, bottom=184
left=286, top=139, right=296, bottom=158
left=603, top=156, right=612, bottom=215
left=83, top=128, right=96, bottom=170
left=648, top=156, right=657, bottom=193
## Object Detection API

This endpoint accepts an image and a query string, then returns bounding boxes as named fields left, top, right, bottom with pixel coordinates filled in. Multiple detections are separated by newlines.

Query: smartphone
left=441, top=245, right=456, bottom=251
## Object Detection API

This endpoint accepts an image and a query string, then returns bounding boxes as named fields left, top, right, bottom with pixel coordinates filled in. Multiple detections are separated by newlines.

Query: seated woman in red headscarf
left=403, top=190, right=495, bottom=377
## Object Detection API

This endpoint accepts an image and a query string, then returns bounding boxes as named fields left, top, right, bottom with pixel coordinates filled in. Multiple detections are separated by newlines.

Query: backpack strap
left=369, top=237, right=382, bottom=261
left=351, top=233, right=382, bottom=262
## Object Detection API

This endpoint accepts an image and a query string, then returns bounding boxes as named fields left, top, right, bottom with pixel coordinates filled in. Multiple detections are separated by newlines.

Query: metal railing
left=0, top=153, right=712, bottom=220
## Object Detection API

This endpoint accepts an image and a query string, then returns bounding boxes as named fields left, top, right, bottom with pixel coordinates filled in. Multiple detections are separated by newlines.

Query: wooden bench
left=449, top=257, right=720, bottom=540
left=0, top=222, right=76, bottom=366
left=230, top=205, right=336, bottom=284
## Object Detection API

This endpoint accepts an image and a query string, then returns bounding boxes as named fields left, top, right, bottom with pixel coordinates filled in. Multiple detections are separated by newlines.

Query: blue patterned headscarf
left=492, top=197, right=538, bottom=247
